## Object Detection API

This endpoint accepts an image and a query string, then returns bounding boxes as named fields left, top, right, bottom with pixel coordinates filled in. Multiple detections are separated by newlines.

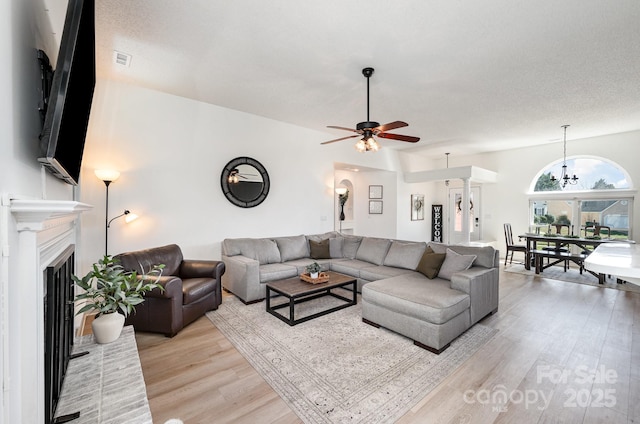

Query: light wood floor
left=134, top=266, right=640, bottom=424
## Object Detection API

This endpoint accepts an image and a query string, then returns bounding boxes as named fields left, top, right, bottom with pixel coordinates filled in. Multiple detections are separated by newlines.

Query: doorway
left=448, top=187, right=481, bottom=244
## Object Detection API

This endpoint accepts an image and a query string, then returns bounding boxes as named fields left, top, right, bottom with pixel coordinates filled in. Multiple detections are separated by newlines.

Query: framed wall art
left=369, top=185, right=383, bottom=199
left=411, top=194, right=425, bottom=221
left=369, top=200, right=383, bottom=214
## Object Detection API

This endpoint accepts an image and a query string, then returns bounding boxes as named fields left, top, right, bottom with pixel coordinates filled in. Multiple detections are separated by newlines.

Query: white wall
left=427, top=131, right=640, bottom=252
left=78, top=79, right=640, bottom=267
left=78, top=80, right=409, bottom=271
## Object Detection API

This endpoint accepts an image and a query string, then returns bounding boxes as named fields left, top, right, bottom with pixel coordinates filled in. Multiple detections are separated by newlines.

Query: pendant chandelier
left=550, top=124, right=578, bottom=188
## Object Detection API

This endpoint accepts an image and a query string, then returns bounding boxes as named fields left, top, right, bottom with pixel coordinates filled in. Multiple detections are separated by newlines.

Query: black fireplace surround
left=44, top=245, right=76, bottom=424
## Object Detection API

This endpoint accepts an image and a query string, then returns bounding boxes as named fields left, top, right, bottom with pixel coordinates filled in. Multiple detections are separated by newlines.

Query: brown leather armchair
left=115, top=244, right=225, bottom=337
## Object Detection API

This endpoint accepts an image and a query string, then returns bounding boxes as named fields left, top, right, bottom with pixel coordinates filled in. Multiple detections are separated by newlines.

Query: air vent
left=113, top=51, right=132, bottom=67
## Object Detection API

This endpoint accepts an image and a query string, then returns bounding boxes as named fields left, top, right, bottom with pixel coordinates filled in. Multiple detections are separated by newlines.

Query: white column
left=461, top=178, right=471, bottom=244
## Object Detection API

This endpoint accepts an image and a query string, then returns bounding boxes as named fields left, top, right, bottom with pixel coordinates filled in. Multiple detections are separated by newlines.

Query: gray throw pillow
left=383, top=241, right=427, bottom=270
left=438, top=248, right=476, bottom=280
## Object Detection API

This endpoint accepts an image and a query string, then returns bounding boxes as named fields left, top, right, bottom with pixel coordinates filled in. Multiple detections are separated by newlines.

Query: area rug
left=504, top=262, right=640, bottom=293
left=206, top=294, right=496, bottom=424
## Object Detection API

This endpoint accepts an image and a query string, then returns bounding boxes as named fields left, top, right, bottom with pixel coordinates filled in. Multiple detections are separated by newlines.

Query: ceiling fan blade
left=375, top=121, right=408, bottom=133
left=321, top=135, right=359, bottom=145
left=327, top=125, right=360, bottom=133
left=377, top=132, right=420, bottom=143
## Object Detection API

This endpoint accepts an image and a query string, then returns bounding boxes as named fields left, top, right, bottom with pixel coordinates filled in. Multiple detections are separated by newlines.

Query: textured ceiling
left=47, top=0, right=640, bottom=158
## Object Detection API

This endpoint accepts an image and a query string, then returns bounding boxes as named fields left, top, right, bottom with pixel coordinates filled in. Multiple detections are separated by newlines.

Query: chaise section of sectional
left=361, top=242, right=499, bottom=354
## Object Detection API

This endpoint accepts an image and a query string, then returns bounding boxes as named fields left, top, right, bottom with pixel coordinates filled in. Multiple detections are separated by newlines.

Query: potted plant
left=305, top=261, right=322, bottom=279
left=73, top=255, right=164, bottom=344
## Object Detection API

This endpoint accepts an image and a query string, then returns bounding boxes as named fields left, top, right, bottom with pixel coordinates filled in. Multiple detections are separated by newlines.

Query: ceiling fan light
left=367, top=138, right=379, bottom=151
left=355, top=139, right=367, bottom=152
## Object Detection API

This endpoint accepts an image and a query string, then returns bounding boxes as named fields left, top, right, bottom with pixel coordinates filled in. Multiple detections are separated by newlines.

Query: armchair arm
left=450, top=267, right=499, bottom=325
left=180, top=259, right=226, bottom=279
left=140, top=275, right=183, bottom=299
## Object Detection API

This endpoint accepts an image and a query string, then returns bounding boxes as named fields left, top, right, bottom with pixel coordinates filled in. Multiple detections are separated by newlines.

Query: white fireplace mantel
left=8, top=199, right=92, bottom=424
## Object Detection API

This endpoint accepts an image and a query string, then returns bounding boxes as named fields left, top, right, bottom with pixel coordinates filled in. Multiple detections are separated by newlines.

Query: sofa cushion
left=342, top=235, right=363, bottom=259
left=438, top=248, right=476, bottom=280
left=329, top=237, right=344, bottom=258
left=182, top=277, right=216, bottom=304
left=359, top=266, right=417, bottom=281
left=306, top=231, right=339, bottom=243
left=383, top=241, right=427, bottom=270
left=274, top=235, right=308, bottom=262
left=258, top=263, right=298, bottom=283
left=416, top=247, right=446, bottom=279
left=248, top=239, right=281, bottom=264
left=309, top=239, right=331, bottom=259
left=356, top=237, right=392, bottom=265
left=330, top=259, right=374, bottom=278
left=362, top=275, right=470, bottom=325
left=428, top=242, right=496, bottom=268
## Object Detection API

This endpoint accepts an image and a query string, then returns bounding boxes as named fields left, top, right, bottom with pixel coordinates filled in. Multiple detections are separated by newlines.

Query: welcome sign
left=432, top=204, right=443, bottom=242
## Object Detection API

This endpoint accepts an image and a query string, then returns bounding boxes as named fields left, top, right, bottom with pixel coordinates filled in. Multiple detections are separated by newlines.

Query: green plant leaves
left=73, top=255, right=165, bottom=318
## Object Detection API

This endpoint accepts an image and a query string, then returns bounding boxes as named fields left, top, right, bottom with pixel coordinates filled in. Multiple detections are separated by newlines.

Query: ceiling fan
left=322, top=67, right=420, bottom=152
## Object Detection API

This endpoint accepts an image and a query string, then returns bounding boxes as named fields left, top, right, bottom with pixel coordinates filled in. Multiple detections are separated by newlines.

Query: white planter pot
left=91, top=312, right=125, bottom=344
left=310, top=272, right=319, bottom=279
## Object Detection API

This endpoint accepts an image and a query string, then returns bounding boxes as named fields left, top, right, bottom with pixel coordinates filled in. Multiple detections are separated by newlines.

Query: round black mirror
left=220, top=157, right=270, bottom=208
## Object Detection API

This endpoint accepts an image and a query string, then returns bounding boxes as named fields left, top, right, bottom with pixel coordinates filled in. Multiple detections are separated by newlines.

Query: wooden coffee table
left=265, top=271, right=357, bottom=326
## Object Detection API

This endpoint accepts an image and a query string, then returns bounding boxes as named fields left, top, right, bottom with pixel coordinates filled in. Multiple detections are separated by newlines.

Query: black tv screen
left=38, top=0, right=95, bottom=186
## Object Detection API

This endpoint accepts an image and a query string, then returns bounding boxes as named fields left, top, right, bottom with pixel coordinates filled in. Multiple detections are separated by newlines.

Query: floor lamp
left=95, top=169, right=121, bottom=256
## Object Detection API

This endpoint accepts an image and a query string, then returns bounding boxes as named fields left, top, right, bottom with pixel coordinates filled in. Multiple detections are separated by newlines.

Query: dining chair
left=594, top=225, right=611, bottom=238
left=504, top=223, right=527, bottom=265
left=552, top=224, right=570, bottom=235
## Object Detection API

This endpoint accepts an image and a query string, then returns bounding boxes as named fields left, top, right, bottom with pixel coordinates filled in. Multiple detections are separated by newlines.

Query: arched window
left=531, top=156, right=631, bottom=192
left=528, top=156, right=635, bottom=239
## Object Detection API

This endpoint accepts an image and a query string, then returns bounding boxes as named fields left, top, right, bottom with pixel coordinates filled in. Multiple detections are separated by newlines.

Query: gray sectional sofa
left=221, top=232, right=499, bottom=353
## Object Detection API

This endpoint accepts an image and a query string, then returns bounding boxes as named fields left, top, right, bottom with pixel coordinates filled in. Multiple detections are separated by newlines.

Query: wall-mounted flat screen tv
left=38, top=0, right=95, bottom=186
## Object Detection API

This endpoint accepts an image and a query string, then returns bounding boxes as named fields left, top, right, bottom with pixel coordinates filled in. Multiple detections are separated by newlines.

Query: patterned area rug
left=207, top=294, right=496, bottom=424
left=504, top=262, right=640, bottom=293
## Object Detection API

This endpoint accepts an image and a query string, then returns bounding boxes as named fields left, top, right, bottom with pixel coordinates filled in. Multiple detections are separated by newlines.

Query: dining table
left=518, top=233, right=635, bottom=279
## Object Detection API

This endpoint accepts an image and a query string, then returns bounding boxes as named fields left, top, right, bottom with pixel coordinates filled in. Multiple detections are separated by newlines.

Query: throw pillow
left=416, top=248, right=446, bottom=279
left=383, top=241, right=427, bottom=270
left=438, top=248, right=477, bottom=280
left=309, top=239, right=331, bottom=259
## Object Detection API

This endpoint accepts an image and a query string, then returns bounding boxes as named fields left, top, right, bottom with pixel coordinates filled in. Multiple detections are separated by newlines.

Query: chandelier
left=550, top=125, right=578, bottom=188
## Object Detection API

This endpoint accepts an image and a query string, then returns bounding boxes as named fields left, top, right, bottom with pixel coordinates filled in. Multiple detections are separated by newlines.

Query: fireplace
left=8, top=199, right=92, bottom=424
left=44, top=245, right=76, bottom=423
